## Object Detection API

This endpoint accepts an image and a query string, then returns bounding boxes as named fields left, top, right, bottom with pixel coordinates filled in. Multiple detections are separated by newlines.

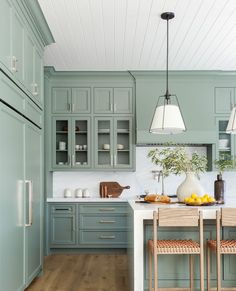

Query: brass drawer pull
left=99, top=208, right=115, bottom=211
left=99, top=235, right=116, bottom=239
left=99, top=220, right=116, bottom=223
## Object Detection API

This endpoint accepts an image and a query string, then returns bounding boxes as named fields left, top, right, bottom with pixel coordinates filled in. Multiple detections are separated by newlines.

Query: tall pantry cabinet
left=0, top=1, right=54, bottom=290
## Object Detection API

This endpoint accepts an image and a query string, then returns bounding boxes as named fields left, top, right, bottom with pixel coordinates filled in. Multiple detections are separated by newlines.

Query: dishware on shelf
left=117, top=144, right=124, bottom=150
left=75, top=162, right=81, bottom=165
left=83, top=145, right=87, bottom=150
left=75, top=144, right=80, bottom=150
left=83, top=189, right=90, bottom=198
left=59, top=141, right=66, bottom=150
left=75, top=188, right=83, bottom=198
left=64, top=188, right=73, bottom=198
left=58, top=162, right=64, bottom=165
left=103, top=144, right=110, bottom=150
left=219, top=139, right=229, bottom=149
left=83, top=162, right=87, bottom=165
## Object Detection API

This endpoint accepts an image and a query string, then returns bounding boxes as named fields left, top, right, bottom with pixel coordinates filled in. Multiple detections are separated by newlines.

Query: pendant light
left=226, top=106, right=236, bottom=133
left=150, top=12, right=186, bottom=134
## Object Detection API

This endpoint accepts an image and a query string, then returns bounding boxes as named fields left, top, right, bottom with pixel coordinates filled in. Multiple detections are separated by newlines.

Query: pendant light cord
left=166, top=17, right=170, bottom=103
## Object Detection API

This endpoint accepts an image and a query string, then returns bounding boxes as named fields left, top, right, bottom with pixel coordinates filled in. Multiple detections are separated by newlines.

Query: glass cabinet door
left=95, top=117, right=113, bottom=168
left=72, top=117, right=90, bottom=168
left=114, top=117, right=133, bottom=168
left=218, top=119, right=233, bottom=159
left=53, top=117, right=71, bottom=168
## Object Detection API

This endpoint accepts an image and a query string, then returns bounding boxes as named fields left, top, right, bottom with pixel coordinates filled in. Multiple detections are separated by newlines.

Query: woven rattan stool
left=148, top=208, right=204, bottom=291
left=207, top=208, right=236, bottom=291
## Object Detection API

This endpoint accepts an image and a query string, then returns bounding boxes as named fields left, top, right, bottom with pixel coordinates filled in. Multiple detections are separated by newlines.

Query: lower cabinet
left=48, top=202, right=128, bottom=250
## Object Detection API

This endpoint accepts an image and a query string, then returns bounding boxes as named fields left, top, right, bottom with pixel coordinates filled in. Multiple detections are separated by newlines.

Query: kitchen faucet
left=152, top=170, right=165, bottom=195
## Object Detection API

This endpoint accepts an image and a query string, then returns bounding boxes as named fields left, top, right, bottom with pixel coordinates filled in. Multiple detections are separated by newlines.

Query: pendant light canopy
left=226, top=106, right=236, bottom=133
left=150, top=12, right=186, bottom=134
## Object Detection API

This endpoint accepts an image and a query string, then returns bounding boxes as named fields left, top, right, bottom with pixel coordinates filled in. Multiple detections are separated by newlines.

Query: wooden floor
left=26, top=254, right=129, bottom=291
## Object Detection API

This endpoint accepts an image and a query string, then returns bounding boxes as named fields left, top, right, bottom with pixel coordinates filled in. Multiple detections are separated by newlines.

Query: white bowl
left=117, top=144, right=124, bottom=150
left=103, top=144, right=110, bottom=150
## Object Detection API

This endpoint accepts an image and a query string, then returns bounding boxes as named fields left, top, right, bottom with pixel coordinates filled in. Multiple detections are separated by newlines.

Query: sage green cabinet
left=52, top=116, right=91, bottom=169
left=94, top=117, right=133, bottom=169
left=94, top=87, right=133, bottom=114
left=52, top=87, right=91, bottom=114
left=49, top=204, right=76, bottom=247
left=215, top=88, right=235, bottom=114
left=0, top=0, right=11, bottom=73
left=216, top=118, right=234, bottom=160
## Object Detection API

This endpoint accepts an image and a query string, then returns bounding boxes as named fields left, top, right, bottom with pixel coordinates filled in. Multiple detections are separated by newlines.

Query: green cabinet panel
left=0, top=0, right=11, bottom=73
left=79, top=203, right=127, bottom=214
left=223, top=227, right=236, bottom=281
left=94, top=87, right=133, bottom=114
left=79, top=214, right=127, bottom=230
left=216, top=117, right=234, bottom=160
left=215, top=87, right=235, bottom=114
left=52, top=88, right=71, bottom=113
left=72, top=88, right=91, bottom=113
left=52, top=116, right=91, bottom=169
left=52, top=87, right=91, bottom=114
left=24, top=31, right=35, bottom=95
left=33, top=47, right=43, bottom=105
left=79, top=230, right=127, bottom=246
left=95, top=117, right=134, bottom=169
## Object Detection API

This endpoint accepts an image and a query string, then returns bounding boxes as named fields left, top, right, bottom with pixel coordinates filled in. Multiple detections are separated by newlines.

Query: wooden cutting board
left=100, top=182, right=130, bottom=198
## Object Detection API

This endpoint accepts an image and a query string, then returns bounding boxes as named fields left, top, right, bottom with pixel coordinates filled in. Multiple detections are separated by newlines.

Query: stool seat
left=148, top=239, right=200, bottom=254
left=207, top=239, right=236, bottom=253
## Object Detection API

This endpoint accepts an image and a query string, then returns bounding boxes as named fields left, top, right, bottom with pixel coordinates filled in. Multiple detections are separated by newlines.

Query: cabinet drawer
left=50, top=204, right=75, bottom=214
left=80, top=214, right=127, bottom=230
left=79, top=230, right=127, bottom=246
left=79, top=203, right=127, bottom=214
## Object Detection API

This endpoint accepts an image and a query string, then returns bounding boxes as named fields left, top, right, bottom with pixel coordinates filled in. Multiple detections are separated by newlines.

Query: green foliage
left=214, top=154, right=236, bottom=174
left=148, top=146, right=208, bottom=177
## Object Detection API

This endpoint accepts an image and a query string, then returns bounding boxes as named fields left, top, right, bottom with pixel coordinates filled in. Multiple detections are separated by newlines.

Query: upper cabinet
left=94, top=87, right=133, bottom=114
left=52, top=87, right=91, bottom=114
left=214, top=87, right=235, bottom=114
left=0, top=0, right=54, bottom=108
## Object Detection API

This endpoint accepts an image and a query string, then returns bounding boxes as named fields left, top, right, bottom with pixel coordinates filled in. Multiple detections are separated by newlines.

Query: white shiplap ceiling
left=38, top=0, right=236, bottom=71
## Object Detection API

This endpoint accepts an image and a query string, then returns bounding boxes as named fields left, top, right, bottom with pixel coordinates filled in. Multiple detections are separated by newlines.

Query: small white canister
left=75, top=188, right=83, bottom=198
left=83, top=189, right=90, bottom=198
left=64, top=188, right=73, bottom=198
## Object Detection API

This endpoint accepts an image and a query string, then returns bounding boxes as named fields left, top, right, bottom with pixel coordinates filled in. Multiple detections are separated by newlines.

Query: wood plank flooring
left=26, top=254, right=129, bottom=291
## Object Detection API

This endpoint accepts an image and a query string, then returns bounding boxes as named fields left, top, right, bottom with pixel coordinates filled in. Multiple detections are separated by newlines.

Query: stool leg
left=217, top=251, right=221, bottom=291
left=207, top=245, right=211, bottom=291
left=149, top=249, right=152, bottom=291
left=154, top=254, right=158, bottom=291
left=200, top=249, right=204, bottom=291
left=189, top=254, right=194, bottom=291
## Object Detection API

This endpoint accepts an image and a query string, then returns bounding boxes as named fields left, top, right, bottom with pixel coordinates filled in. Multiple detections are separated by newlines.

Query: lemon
left=201, top=197, right=208, bottom=203
left=195, top=198, right=202, bottom=205
left=203, top=194, right=209, bottom=199
left=191, top=193, right=198, bottom=199
left=208, top=197, right=215, bottom=203
left=184, top=197, right=189, bottom=203
left=188, top=198, right=195, bottom=204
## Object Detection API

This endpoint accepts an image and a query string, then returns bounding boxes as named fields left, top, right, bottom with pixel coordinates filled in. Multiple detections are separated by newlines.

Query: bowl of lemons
left=184, top=193, right=216, bottom=206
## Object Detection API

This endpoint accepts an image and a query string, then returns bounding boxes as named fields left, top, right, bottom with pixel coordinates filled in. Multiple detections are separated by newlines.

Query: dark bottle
left=214, top=174, right=225, bottom=204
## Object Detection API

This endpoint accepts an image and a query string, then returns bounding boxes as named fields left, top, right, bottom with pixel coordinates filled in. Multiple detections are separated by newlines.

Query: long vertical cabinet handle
left=25, top=180, right=33, bottom=227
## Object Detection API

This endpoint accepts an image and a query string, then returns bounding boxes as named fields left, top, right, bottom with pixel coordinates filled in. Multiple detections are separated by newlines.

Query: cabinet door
left=25, top=123, right=43, bottom=286
left=24, top=31, right=34, bottom=95
left=12, top=8, right=24, bottom=83
left=52, top=117, right=72, bottom=168
left=72, top=117, right=91, bottom=168
left=94, top=117, right=113, bottom=168
left=215, top=88, right=234, bottom=114
left=216, top=118, right=234, bottom=160
left=0, top=0, right=11, bottom=73
left=50, top=214, right=76, bottom=246
left=114, top=117, right=133, bottom=169
left=0, top=103, right=25, bottom=291
left=114, top=88, right=133, bottom=114
left=52, top=88, right=71, bottom=113
left=94, top=88, right=113, bottom=114
left=33, top=47, right=43, bottom=106
left=72, top=88, right=91, bottom=113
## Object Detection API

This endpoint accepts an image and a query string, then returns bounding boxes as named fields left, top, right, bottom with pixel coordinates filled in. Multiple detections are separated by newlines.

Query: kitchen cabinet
left=94, top=87, right=133, bottom=114
left=94, top=117, right=134, bottom=170
left=49, top=204, right=76, bottom=247
left=216, top=118, right=234, bottom=160
left=214, top=87, right=235, bottom=114
left=0, top=101, right=43, bottom=291
left=52, top=116, right=91, bottom=169
left=52, top=87, right=91, bottom=114
left=48, top=202, right=128, bottom=251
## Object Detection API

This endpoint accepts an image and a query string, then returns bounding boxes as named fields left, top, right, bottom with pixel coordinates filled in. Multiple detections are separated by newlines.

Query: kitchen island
left=128, top=199, right=236, bottom=291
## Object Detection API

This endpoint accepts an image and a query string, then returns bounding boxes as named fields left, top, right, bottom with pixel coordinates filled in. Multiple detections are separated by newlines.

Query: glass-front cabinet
left=94, top=117, right=133, bottom=169
left=52, top=117, right=91, bottom=169
left=217, top=118, right=234, bottom=160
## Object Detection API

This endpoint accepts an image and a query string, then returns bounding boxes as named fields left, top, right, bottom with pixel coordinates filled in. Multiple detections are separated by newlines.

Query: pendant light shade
left=226, top=106, right=236, bottom=133
left=150, top=12, right=186, bottom=134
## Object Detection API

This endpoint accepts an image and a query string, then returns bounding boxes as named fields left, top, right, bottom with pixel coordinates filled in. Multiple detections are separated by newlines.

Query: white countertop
left=47, top=197, right=128, bottom=202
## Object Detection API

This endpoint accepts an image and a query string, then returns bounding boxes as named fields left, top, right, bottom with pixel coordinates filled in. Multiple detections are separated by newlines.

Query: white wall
left=53, top=147, right=236, bottom=200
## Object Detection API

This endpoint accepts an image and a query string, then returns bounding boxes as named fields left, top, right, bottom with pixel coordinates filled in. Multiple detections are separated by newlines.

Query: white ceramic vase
left=176, top=172, right=205, bottom=202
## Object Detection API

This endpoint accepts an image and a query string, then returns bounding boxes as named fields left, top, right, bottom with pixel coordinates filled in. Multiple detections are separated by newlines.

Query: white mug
left=59, top=141, right=66, bottom=150
left=64, top=188, right=73, bottom=198
left=83, top=189, right=90, bottom=198
left=75, top=188, right=83, bottom=198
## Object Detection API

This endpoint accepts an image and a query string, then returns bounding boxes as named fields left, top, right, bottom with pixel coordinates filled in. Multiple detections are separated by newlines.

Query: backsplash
left=53, top=147, right=236, bottom=199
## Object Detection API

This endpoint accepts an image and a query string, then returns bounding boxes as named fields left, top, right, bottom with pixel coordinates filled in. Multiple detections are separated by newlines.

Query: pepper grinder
left=214, top=174, right=225, bottom=204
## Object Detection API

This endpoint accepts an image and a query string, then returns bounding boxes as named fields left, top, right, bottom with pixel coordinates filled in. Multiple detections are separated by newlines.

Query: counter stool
left=207, top=208, right=236, bottom=291
left=148, top=208, right=204, bottom=291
